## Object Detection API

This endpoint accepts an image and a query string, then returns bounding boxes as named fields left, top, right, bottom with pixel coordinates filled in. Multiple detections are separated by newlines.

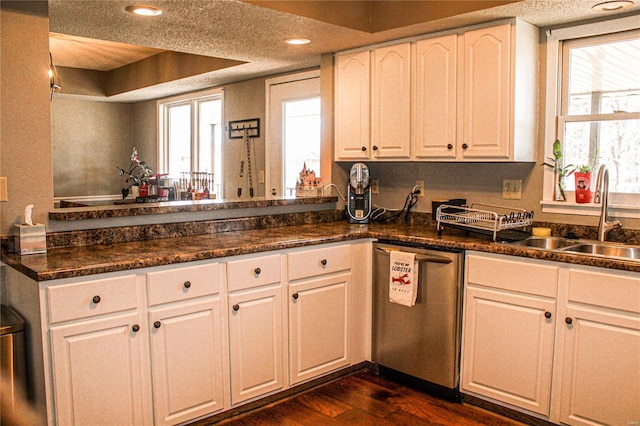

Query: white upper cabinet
left=460, top=22, right=537, bottom=161
left=335, top=44, right=411, bottom=161
left=462, top=24, right=512, bottom=159
left=459, top=21, right=538, bottom=161
left=371, top=43, right=411, bottom=159
left=336, top=19, right=538, bottom=162
left=335, top=50, right=371, bottom=160
left=414, top=34, right=458, bottom=159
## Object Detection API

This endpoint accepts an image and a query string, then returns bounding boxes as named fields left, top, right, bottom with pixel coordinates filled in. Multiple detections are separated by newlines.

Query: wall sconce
left=49, top=52, right=61, bottom=101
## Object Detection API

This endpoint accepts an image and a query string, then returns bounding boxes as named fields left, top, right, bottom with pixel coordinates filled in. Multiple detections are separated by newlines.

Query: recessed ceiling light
left=125, top=5, right=163, bottom=16
left=592, top=0, right=635, bottom=11
left=285, top=38, right=311, bottom=45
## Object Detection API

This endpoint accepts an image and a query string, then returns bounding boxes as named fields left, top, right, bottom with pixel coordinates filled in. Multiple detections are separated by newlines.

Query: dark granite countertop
left=2, top=222, right=639, bottom=282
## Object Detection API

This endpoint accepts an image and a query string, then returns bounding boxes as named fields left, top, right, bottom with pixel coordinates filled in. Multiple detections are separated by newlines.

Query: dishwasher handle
left=376, top=247, right=453, bottom=264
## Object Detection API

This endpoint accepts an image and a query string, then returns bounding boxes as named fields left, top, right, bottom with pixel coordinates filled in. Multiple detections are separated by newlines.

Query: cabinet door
left=414, top=34, right=458, bottom=159
left=462, top=23, right=511, bottom=159
left=289, top=273, right=350, bottom=385
left=335, top=50, right=371, bottom=160
left=462, top=286, right=555, bottom=416
left=228, top=285, right=283, bottom=405
left=50, top=313, right=151, bottom=426
left=371, top=43, right=411, bottom=159
left=149, top=298, right=225, bottom=425
left=559, top=306, right=640, bottom=426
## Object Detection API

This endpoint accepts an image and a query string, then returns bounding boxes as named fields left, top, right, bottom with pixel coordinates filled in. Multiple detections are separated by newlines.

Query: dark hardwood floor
left=193, top=370, right=525, bottom=425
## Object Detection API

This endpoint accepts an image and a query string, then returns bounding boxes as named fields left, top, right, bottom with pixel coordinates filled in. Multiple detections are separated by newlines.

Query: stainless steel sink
left=509, top=236, right=577, bottom=250
left=508, top=237, right=640, bottom=262
left=560, top=243, right=640, bottom=260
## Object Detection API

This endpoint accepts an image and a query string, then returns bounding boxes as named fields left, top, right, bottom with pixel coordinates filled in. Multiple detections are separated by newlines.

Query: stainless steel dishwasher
left=372, top=241, right=464, bottom=401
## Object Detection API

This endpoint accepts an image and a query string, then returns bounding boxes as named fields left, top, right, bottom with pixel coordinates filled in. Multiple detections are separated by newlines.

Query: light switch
left=502, top=179, right=522, bottom=200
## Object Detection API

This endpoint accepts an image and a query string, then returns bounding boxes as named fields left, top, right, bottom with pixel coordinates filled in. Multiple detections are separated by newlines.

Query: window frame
left=542, top=16, right=640, bottom=219
left=157, top=87, right=224, bottom=185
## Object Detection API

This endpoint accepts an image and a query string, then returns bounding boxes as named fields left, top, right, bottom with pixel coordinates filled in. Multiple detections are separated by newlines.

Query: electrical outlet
left=502, top=179, right=522, bottom=200
left=415, top=180, right=425, bottom=197
left=371, top=179, right=379, bottom=194
left=0, top=177, right=7, bottom=202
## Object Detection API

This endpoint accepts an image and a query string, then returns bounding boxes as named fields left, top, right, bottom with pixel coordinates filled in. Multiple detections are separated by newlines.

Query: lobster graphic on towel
left=392, top=273, right=411, bottom=285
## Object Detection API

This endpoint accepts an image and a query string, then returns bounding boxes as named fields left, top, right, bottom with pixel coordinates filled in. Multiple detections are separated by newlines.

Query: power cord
left=371, top=186, right=421, bottom=222
left=323, top=184, right=347, bottom=202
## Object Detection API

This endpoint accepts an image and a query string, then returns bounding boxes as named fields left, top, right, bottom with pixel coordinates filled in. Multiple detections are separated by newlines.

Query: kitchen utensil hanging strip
left=245, top=129, right=254, bottom=198
left=436, top=203, right=533, bottom=241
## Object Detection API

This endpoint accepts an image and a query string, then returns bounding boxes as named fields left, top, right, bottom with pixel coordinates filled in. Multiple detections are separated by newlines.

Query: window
left=158, top=89, right=223, bottom=198
left=543, top=17, right=640, bottom=217
left=561, top=32, right=640, bottom=194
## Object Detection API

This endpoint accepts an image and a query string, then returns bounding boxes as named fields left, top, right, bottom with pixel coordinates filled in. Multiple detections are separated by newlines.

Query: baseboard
left=463, top=393, right=557, bottom=426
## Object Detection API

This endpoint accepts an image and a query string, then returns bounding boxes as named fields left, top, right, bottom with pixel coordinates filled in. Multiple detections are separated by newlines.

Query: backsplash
left=404, top=212, right=640, bottom=245
left=2, top=209, right=639, bottom=252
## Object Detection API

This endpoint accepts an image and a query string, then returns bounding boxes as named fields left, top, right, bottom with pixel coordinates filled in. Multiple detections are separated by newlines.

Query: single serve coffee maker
left=347, top=163, right=372, bottom=224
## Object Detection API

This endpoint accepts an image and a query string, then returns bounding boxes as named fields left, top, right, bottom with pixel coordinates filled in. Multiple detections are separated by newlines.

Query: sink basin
left=508, top=237, right=640, bottom=262
left=509, top=237, right=577, bottom=250
left=561, top=243, right=640, bottom=260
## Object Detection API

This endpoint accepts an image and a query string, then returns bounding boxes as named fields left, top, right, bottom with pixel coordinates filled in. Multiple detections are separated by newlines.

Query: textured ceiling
left=48, top=0, right=640, bottom=102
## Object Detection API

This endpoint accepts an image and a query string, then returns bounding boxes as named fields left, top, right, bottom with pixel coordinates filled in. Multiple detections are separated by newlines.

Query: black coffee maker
left=347, top=163, right=372, bottom=224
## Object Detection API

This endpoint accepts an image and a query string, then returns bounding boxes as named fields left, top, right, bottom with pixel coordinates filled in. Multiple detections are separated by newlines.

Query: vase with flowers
left=116, top=148, right=153, bottom=200
left=542, top=139, right=573, bottom=202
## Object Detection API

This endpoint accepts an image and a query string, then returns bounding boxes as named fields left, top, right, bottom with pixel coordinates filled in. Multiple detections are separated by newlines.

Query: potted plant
left=569, top=150, right=598, bottom=204
left=116, top=148, right=153, bottom=200
left=542, top=139, right=573, bottom=202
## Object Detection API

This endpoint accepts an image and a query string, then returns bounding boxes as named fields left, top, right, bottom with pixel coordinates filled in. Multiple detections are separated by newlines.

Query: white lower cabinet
left=462, top=253, right=558, bottom=416
left=288, top=273, right=350, bottom=385
left=228, top=284, right=284, bottom=405
left=287, top=244, right=352, bottom=385
left=227, top=252, right=285, bottom=405
left=50, top=312, right=151, bottom=426
left=39, top=241, right=369, bottom=425
left=557, top=267, right=640, bottom=426
left=462, top=286, right=556, bottom=415
left=149, top=299, right=225, bottom=425
left=463, top=252, right=640, bottom=425
left=146, top=263, right=225, bottom=425
left=47, top=274, right=153, bottom=426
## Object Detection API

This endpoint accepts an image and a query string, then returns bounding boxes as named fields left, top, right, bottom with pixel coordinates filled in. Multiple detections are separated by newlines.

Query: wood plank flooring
left=193, top=370, right=525, bottom=425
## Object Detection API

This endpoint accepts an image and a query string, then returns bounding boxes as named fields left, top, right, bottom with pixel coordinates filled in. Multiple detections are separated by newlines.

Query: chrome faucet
left=594, top=164, right=622, bottom=241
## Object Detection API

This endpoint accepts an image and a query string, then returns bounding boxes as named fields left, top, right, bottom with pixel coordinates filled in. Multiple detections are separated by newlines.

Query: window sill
left=541, top=200, right=640, bottom=219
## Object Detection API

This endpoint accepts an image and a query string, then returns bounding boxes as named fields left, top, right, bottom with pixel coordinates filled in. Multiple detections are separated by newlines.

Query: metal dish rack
left=436, top=203, right=533, bottom=241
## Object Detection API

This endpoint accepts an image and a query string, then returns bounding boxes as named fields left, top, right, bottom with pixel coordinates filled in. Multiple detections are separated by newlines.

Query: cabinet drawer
left=288, top=245, right=351, bottom=281
left=567, top=268, right=640, bottom=313
left=466, top=253, right=558, bottom=298
left=227, top=254, right=282, bottom=292
left=147, top=263, right=219, bottom=306
left=48, top=275, right=138, bottom=324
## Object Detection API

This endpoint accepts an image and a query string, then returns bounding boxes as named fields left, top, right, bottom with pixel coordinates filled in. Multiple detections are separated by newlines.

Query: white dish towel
left=389, top=250, right=418, bottom=306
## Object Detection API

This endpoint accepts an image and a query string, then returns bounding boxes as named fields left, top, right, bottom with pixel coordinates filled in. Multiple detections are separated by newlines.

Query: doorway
left=266, top=71, right=321, bottom=197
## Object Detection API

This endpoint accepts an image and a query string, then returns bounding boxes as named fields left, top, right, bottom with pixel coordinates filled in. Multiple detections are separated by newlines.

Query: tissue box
left=14, top=224, right=47, bottom=255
